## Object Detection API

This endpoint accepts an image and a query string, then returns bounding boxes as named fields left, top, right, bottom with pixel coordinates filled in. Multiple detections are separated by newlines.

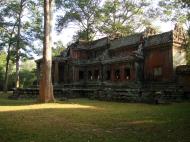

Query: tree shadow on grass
left=0, top=107, right=189, bottom=142
left=0, top=97, right=38, bottom=106
left=0, top=93, right=190, bottom=142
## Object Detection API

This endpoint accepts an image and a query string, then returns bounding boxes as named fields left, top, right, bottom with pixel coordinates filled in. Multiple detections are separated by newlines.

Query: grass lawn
left=0, top=94, right=190, bottom=142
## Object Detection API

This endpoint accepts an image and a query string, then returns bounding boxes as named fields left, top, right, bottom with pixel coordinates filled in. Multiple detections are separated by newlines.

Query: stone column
left=120, top=64, right=125, bottom=81
left=73, top=66, right=75, bottom=82
left=102, top=64, right=105, bottom=81
left=135, top=61, right=144, bottom=82
left=111, top=65, right=115, bottom=81
left=84, top=66, right=88, bottom=82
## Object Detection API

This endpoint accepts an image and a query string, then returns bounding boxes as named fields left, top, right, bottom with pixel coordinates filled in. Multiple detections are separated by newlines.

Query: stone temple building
left=36, top=24, right=190, bottom=102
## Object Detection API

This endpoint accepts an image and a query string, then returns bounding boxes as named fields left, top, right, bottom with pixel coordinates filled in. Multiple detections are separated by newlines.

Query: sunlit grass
left=0, top=94, right=190, bottom=142
left=0, top=103, right=96, bottom=112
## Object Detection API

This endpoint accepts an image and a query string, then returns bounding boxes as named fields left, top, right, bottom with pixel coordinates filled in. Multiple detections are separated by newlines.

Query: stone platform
left=11, top=81, right=188, bottom=104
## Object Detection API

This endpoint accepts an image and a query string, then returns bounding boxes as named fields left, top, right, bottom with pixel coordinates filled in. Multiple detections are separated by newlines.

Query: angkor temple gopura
left=36, top=24, right=190, bottom=102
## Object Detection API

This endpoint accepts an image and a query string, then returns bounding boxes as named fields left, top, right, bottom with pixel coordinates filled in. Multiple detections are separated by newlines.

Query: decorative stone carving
left=143, top=27, right=157, bottom=38
left=132, top=27, right=156, bottom=59
left=133, top=34, right=145, bottom=59
left=173, top=23, right=186, bottom=43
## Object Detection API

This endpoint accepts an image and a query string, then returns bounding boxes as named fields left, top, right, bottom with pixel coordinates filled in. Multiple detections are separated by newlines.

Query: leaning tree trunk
left=4, top=23, right=17, bottom=92
left=4, top=40, right=13, bottom=92
left=15, top=0, right=23, bottom=89
left=39, top=0, right=54, bottom=102
left=4, top=51, right=10, bottom=92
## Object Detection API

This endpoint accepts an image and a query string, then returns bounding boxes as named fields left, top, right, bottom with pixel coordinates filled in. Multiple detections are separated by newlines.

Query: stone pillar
left=111, top=65, right=115, bottom=81
left=120, top=64, right=125, bottom=81
left=100, top=64, right=103, bottom=82
left=102, top=64, right=106, bottom=81
left=73, top=66, right=75, bottom=82
left=135, top=61, right=144, bottom=82
left=54, top=61, right=59, bottom=84
left=84, top=66, right=88, bottom=82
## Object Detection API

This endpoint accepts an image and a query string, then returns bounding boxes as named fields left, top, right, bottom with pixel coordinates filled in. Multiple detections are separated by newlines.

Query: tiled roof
left=144, top=31, right=173, bottom=48
left=109, top=33, right=142, bottom=49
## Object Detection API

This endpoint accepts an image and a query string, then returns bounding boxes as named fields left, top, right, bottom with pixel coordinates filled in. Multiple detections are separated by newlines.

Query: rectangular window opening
left=115, top=69, right=120, bottom=80
left=88, top=71, right=93, bottom=80
left=94, top=70, right=99, bottom=80
left=125, top=68, right=130, bottom=80
left=153, top=67, right=162, bottom=77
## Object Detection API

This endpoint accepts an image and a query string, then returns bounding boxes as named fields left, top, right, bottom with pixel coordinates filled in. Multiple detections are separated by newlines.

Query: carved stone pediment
left=173, top=23, right=187, bottom=43
left=143, top=27, right=157, bottom=38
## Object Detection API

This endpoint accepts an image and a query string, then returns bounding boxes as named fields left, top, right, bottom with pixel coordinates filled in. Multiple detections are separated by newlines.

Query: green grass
left=0, top=94, right=190, bottom=142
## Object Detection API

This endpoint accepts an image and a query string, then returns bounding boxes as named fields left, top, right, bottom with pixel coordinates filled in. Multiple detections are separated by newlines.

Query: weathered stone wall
left=178, top=75, right=190, bottom=92
left=144, top=46, right=173, bottom=81
left=176, top=65, right=190, bottom=96
left=11, top=81, right=186, bottom=103
left=172, top=46, right=187, bottom=69
left=109, top=46, right=136, bottom=58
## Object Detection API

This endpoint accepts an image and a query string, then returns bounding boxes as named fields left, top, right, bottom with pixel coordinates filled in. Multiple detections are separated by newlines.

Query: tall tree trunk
left=87, top=21, right=89, bottom=42
left=49, top=0, right=54, bottom=101
left=4, top=48, right=10, bottom=92
left=4, top=23, right=17, bottom=92
left=16, top=0, right=23, bottom=89
left=39, top=0, right=54, bottom=102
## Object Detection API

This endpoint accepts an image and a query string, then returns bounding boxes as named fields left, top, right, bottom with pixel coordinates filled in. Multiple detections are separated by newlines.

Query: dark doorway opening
left=115, top=69, right=120, bottom=80
left=106, top=70, right=111, bottom=80
left=79, top=70, right=84, bottom=80
left=94, top=70, right=99, bottom=80
left=88, top=71, right=93, bottom=80
left=58, top=63, right=64, bottom=83
left=124, top=68, right=130, bottom=80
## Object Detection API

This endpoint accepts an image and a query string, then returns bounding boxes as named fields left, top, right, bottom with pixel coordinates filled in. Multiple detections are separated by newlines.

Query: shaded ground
left=0, top=93, right=190, bottom=142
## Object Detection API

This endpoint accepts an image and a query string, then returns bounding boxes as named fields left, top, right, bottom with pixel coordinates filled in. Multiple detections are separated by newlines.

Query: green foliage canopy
left=52, top=40, right=66, bottom=56
left=56, top=0, right=153, bottom=41
left=0, top=0, right=43, bottom=60
left=56, top=0, right=101, bottom=41
left=99, top=0, right=151, bottom=38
